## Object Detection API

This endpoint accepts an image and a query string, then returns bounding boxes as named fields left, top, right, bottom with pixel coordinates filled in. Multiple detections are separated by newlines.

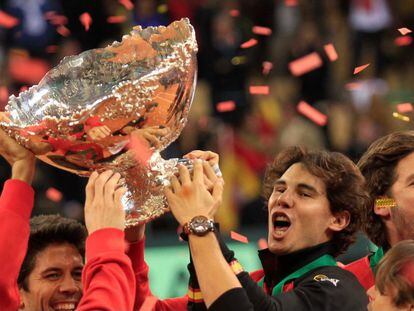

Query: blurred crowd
left=0, top=0, right=413, bottom=235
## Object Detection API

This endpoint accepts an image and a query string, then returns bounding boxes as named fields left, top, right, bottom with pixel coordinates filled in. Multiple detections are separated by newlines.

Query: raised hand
left=164, top=160, right=224, bottom=226
left=0, top=112, right=36, bottom=183
left=84, top=170, right=126, bottom=235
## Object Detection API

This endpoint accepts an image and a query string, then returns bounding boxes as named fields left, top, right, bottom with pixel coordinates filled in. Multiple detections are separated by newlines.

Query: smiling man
left=0, top=125, right=135, bottom=311
left=164, top=147, right=371, bottom=310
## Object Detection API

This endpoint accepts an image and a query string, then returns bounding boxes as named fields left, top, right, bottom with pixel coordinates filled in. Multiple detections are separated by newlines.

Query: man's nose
left=277, top=190, right=293, bottom=208
left=58, top=276, right=80, bottom=295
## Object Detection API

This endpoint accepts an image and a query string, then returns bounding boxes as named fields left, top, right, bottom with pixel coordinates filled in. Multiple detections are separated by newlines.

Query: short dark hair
left=357, top=131, right=414, bottom=246
left=18, top=215, right=87, bottom=291
left=263, top=146, right=371, bottom=256
left=376, top=240, right=414, bottom=308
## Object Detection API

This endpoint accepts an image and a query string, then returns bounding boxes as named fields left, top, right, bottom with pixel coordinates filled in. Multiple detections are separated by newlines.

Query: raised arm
left=0, top=125, right=35, bottom=310
left=165, top=160, right=253, bottom=310
left=77, top=170, right=136, bottom=311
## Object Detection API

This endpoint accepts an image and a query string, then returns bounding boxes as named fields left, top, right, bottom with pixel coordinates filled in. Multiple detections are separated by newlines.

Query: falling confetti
left=297, top=101, right=328, bottom=126
left=46, top=187, right=63, bottom=203
left=119, top=0, right=134, bottom=10
left=345, top=82, right=362, bottom=90
left=252, top=26, right=272, bottom=36
left=285, top=0, right=298, bottom=6
left=262, top=61, right=273, bottom=75
left=395, top=36, right=412, bottom=46
left=324, top=43, right=338, bottom=62
left=57, top=25, right=70, bottom=37
left=0, top=10, right=19, bottom=28
left=397, top=103, right=413, bottom=113
left=240, top=38, right=258, bottom=49
left=289, top=52, right=323, bottom=76
left=230, top=231, right=249, bottom=244
left=107, top=16, right=127, bottom=24
left=216, top=100, right=236, bottom=113
left=393, top=112, right=410, bottom=122
left=79, top=12, right=92, bottom=31
left=128, top=134, right=153, bottom=167
left=398, top=27, right=412, bottom=36
left=229, top=9, right=240, bottom=17
left=140, top=296, right=158, bottom=311
left=353, top=63, right=370, bottom=75
left=249, top=85, right=270, bottom=95
left=44, top=12, right=68, bottom=26
left=46, top=45, right=58, bottom=53
left=0, top=86, right=9, bottom=102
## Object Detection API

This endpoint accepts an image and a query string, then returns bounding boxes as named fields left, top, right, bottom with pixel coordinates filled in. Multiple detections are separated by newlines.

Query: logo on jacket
left=313, top=274, right=340, bottom=286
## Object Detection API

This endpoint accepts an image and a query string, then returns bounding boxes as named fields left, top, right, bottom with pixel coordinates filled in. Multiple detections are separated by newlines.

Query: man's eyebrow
left=297, top=183, right=320, bottom=194
left=405, top=173, right=414, bottom=184
left=40, top=267, right=62, bottom=274
left=273, top=180, right=286, bottom=186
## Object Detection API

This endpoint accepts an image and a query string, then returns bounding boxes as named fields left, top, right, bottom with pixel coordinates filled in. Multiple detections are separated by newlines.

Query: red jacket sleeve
left=0, top=179, right=34, bottom=311
left=127, top=237, right=188, bottom=311
left=78, top=228, right=136, bottom=311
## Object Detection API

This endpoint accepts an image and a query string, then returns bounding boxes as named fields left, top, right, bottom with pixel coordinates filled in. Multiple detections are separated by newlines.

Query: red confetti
left=324, top=43, right=338, bottom=62
left=285, top=0, right=298, bottom=7
left=257, top=238, right=268, bottom=250
left=297, top=100, right=327, bottom=126
left=128, top=134, right=153, bottom=167
left=398, top=27, right=412, bottom=36
left=44, top=12, right=68, bottom=26
left=46, top=187, right=63, bottom=203
left=119, top=0, right=134, bottom=10
left=345, top=82, right=362, bottom=90
left=252, top=26, right=272, bottom=36
left=262, top=61, right=273, bottom=75
left=140, top=296, right=158, bottom=311
left=229, top=9, right=239, bottom=17
left=288, top=52, right=323, bottom=76
left=230, top=231, right=249, bottom=244
left=353, top=63, right=370, bottom=75
left=46, top=45, right=58, bottom=53
left=249, top=85, right=270, bottom=95
left=397, top=103, right=413, bottom=113
left=0, top=10, right=19, bottom=28
left=240, top=38, right=258, bottom=49
left=0, top=86, right=9, bottom=102
left=79, top=12, right=92, bottom=31
left=395, top=36, right=412, bottom=46
left=57, top=25, right=70, bottom=37
left=216, top=100, right=236, bottom=113
left=107, top=15, right=127, bottom=24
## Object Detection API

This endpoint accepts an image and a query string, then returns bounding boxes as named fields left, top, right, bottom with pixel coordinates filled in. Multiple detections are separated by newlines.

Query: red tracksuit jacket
left=0, top=179, right=136, bottom=311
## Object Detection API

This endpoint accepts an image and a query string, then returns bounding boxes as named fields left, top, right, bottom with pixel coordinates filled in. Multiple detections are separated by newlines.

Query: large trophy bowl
left=0, top=18, right=198, bottom=226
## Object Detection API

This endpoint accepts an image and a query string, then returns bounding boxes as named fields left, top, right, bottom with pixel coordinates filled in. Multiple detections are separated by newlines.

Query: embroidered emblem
left=313, top=274, right=340, bottom=286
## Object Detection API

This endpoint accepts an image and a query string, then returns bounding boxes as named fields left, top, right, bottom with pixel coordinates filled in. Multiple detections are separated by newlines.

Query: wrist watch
left=183, top=216, right=215, bottom=236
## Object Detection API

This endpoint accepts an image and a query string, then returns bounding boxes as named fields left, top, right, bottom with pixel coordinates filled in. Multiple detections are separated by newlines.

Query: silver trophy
left=0, top=18, right=198, bottom=226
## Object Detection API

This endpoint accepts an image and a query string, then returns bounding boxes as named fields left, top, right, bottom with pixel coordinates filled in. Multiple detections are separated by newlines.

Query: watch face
left=190, top=216, right=209, bottom=235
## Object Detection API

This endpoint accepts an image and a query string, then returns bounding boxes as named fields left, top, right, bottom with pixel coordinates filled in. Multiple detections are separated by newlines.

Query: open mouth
left=51, top=302, right=77, bottom=311
left=272, top=214, right=291, bottom=237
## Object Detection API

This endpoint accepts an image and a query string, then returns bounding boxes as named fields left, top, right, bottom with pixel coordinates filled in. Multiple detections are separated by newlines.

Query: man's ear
left=329, top=210, right=350, bottom=232
left=373, top=196, right=396, bottom=218
left=18, top=287, right=26, bottom=310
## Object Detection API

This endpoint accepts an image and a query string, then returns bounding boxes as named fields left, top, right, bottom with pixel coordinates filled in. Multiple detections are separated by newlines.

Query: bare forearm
left=11, top=158, right=35, bottom=184
left=189, top=233, right=242, bottom=308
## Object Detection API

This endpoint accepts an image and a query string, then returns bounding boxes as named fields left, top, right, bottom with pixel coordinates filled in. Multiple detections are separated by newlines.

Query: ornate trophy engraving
left=0, top=18, right=198, bottom=226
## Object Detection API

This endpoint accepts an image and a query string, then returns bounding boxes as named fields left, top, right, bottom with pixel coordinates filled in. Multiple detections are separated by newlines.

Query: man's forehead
left=34, top=243, right=83, bottom=271
left=278, top=163, right=326, bottom=192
